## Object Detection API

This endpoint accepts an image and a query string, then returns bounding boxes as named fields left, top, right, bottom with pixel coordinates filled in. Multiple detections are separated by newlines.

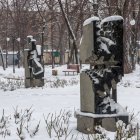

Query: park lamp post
left=41, top=19, right=47, bottom=69
left=16, top=37, right=21, bottom=68
left=12, top=36, right=15, bottom=73
left=6, top=37, right=10, bottom=68
left=130, top=18, right=136, bottom=70
left=136, top=40, right=140, bottom=64
left=42, top=19, right=46, bottom=53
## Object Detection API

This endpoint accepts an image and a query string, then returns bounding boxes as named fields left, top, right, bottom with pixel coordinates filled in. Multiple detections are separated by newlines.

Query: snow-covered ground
left=0, top=64, right=140, bottom=140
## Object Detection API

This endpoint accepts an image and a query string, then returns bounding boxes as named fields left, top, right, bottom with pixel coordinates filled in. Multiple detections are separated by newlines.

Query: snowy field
left=0, top=64, right=140, bottom=139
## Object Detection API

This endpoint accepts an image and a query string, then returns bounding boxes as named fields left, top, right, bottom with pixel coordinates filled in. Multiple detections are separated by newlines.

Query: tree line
left=0, top=0, right=139, bottom=73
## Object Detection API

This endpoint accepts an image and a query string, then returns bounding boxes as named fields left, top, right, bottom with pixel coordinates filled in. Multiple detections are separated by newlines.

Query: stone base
left=76, top=111, right=129, bottom=134
left=52, top=70, right=58, bottom=76
left=25, top=78, right=44, bottom=88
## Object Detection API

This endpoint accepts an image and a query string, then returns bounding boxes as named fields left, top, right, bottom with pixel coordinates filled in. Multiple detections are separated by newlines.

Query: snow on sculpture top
left=100, top=15, right=123, bottom=25
left=83, top=16, right=100, bottom=26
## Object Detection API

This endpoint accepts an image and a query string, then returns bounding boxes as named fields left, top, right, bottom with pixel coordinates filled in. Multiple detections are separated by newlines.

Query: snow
left=0, top=64, right=140, bottom=139
left=76, top=109, right=128, bottom=118
left=79, top=36, right=83, bottom=45
left=99, top=41, right=111, bottom=54
left=27, top=35, right=33, bottom=39
left=46, top=49, right=57, bottom=52
left=31, top=39, right=36, bottom=42
left=32, top=59, right=44, bottom=75
left=16, top=38, right=21, bottom=42
left=101, top=37, right=116, bottom=46
left=83, top=15, right=123, bottom=27
left=83, top=16, right=100, bottom=26
left=101, top=15, right=123, bottom=25
left=36, top=45, right=42, bottom=55
left=101, top=97, right=128, bottom=114
left=3, top=51, right=18, bottom=55
left=88, top=0, right=98, bottom=4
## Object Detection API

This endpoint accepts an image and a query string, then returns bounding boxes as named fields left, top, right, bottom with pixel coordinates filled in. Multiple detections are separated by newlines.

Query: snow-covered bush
left=43, top=109, right=73, bottom=139
left=0, top=109, right=11, bottom=138
left=0, top=77, right=79, bottom=91
left=13, top=106, right=40, bottom=139
left=45, top=78, right=79, bottom=88
left=0, top=107, right=40, bottom=140
left=115, top=120, right=136, bottom=140
left=0, top=78, right=24, bottom=91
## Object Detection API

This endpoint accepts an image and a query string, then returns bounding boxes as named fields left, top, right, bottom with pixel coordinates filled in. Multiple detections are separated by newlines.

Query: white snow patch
left=32, top=59, right=44, bottom=75
left=83, top=16, right=100, bottom=26
left=27, top=35, right=33, bottom=38
left=101, top=37, right=116, bottom=46
left=31, top=39, right=36, bottom=42
left=79, top=36, right=83, bottom=45
left=99, top=41, right=111, bottom=54
left=101, top=15, right=123, bottom=25
left=75, top=109, right=128, bottom=118
left=36, top=45, right=42, bottom=55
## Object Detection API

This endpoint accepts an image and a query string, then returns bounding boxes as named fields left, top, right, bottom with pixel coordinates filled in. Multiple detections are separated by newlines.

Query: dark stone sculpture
left=76, top=16, right=128, bottom=133
left=24, top=36, right=44, bottom=87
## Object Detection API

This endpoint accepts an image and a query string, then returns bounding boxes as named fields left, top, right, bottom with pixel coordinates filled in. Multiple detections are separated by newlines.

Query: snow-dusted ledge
left=83, top=16, right=100, bottom=26
left=75, top=103, right=129, bottom=118
left=101, top=15, right=123, bottom=25
left=75, top=110, right=128, bottom=118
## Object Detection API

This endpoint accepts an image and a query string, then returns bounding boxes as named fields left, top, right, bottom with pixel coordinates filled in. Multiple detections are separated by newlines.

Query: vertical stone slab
left=24, top=49, right=30, bottom=78
left=80, top=22, right=94, bottom=63
left=24, top=49, right=31, bottom=88
left=80, top=72, right=95, bottom=113
left=102, top=118, right=116, bottom=131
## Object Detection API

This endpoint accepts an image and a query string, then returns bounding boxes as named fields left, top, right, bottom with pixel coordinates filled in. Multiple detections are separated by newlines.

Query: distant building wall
left=0, top=53, right=18, bottom=66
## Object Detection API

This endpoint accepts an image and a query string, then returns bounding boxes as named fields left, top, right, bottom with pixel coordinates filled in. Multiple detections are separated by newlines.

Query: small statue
left=28, top=39, right=44, bottom=78
left=25, top=36, right=44, bottom=87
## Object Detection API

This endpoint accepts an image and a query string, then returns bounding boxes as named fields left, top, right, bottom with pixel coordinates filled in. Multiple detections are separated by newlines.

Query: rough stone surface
left=24, top=50, right=30, bottom=78
left=77, top=115, right=95, bottom=134
left=80, top=72, right=95, bottom=113
left=102, top=118, right=116, bottom=131
left=31, top=79, right=44, bottom=87
left=80, top=23, right=94, bottom=63
left=25, top=79, right=31, bottom=88
left=77, top=113, right=129, bottom=133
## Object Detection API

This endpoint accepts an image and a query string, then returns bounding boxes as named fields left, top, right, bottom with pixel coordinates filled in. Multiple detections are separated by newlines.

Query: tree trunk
left=58, top=0, right=78, bottom=64
left=123, top=0, right=132, bottom=73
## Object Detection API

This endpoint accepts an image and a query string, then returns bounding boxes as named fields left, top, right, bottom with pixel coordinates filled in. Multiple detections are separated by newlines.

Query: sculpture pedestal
left=25, top=78, right=44, bottom=88
left=76, top=110, right=129, bottom=134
